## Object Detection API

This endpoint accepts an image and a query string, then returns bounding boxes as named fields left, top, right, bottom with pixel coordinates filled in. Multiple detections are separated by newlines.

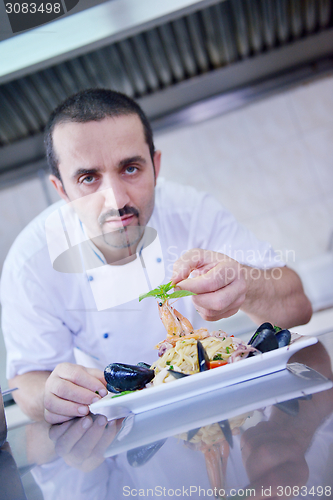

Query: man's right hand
left=44, top=363, right=108, bottom=424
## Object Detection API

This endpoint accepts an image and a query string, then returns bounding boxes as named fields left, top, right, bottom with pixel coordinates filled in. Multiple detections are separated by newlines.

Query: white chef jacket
left=1, top=179, right=284, bottom=379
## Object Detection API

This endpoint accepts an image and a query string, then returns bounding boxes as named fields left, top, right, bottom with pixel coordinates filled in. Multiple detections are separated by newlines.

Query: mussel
left=218, top=420, right=233, bottom=448
left=187, top=427, right=201, bottom=441
left=256, top=322, right=274, bottom=333
left=197, top=340, right=210, bottom=371
left=248, top=322, right=274, bottom=345
left=187, top=421, right=234, bottom=447
left=104, top=363, right=154, bottom=393
left=136, top=362, right=151, bottom=370
left=168, top=369, right=189, bottom=379
left=248, top=323, right=291, bottom=353
left=274, top=398, right=299, bottom=416
left=275, top=329, right=291, bottom=348
left=248, top=327, right=278, bottom=353
left=127, top=439, right=167, bottom=467
left=169, top=340, right=210, bottom=379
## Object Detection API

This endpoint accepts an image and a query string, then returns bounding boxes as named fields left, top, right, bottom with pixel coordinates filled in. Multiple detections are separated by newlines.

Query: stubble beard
left=98, top=192, right=155, bottom=255
left=101, top=220, right=144, bottom=250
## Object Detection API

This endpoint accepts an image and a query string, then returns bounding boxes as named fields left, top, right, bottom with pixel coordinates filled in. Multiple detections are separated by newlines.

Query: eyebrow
left=72, top=168, right=99, bottom=180
left=118, top=156, right=147, bottom=168
left=72, top=156, right=147, bottom=180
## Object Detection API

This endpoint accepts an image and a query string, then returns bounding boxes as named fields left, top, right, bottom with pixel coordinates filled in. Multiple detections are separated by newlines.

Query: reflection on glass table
left=3, top=336, right=333, bottom=500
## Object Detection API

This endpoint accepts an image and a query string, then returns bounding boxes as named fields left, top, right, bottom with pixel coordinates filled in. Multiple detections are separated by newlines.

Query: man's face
left=50, top=115, right=161, bottom=260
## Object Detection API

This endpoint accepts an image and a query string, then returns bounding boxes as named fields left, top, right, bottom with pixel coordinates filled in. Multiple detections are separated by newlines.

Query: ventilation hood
left=0, top=0, right=218, bottom=84
left=0, top=0, right=333, bottom=182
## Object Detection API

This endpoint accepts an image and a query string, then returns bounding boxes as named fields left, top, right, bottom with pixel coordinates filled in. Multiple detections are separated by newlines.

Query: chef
left=1, top=89, right=312, bottom=424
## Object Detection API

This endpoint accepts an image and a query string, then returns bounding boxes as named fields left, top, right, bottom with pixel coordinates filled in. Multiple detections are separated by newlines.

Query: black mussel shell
left=298, top=394, right=312, bottom=401
left=218, top=419, right=233, bottom=448
left=127, top=439, right=167, bottom=467
left=275, top=329, right=291, bottom=348
left=275, top=398, right=299, bottom=416
left=250, top=328, right=279, bottom=353
left=104, top=363, right=154, bottom=393
left=168, top=369, right=190, bottom=379
left=257, top=322, right=274, bottom=332
left=197, top=340, right=210, bottom=371
left=137, top=362, right=151, bottom=369
left=248, top=322, right=274, bottom=345
left=275, top=393, right=311, bottom=416
left=187, top=427, right=201, bottom=441
left=106, top=383, right=120, bottom=394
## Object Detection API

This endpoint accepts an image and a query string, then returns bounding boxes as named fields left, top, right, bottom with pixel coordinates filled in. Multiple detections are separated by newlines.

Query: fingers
left=49, top=415, right=118, bottom=472
left=53, top=415, right=105, bottom=457
left=195, top=305, right=241, bottom=322
left=176, top=260, right=240, bottom=295
left=86, top=368, right=107, bottom=387
left=49, top=378, right=102, bottom=405
left=44, top=392, right=92, bottom=424
left=82, top=419, right=118, bottom=471
left=189, top=273, right=246, bottom=321
left=192, top=279, right=246, bottom=313
left=172, top=249, right=213, bottom=284
left=48, top=418, right=74, bottom=441
left=171, top=250, right=247, bottom=321
left=44, top=363, right=108, bottom=424
left=55, top=364, right=107, bottom=395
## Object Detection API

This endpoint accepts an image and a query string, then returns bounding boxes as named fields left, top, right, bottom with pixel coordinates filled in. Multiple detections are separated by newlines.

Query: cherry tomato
left=210, top=360, right=228, bottom=369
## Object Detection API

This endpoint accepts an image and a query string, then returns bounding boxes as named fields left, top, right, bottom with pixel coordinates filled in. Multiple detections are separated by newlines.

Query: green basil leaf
left=161, top=281, right=173, bottom=293
left=139, top=282, right=195, bottom=302
left=167, top=290, right=197, bottom=299
left=139, top=289, right=162, bottom=301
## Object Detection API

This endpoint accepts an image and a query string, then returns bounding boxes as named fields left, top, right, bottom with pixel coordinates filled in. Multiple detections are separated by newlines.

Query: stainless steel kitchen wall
left=0, top=0, right=332, bottom=179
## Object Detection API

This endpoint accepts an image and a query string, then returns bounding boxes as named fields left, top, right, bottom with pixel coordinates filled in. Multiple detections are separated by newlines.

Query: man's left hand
left=172, top=249, right=247, bottom=321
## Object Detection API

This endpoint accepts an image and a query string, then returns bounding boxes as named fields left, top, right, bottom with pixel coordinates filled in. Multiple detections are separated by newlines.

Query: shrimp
left=203, top=440, right=230, bottom=492
left=157, top=299, right=194, bottom=338
left=155, top=327, right=210, bottom=351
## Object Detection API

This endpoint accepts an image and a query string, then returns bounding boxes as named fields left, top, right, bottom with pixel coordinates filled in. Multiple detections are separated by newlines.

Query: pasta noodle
left=177, top=413, right=251, bottom=446
left=152, top=333, right=245, bottom=385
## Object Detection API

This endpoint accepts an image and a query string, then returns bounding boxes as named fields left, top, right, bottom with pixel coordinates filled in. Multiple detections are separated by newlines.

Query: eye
left=80, top=175, right=96, bottom=184
left=125, top=165, right=138, bottom=175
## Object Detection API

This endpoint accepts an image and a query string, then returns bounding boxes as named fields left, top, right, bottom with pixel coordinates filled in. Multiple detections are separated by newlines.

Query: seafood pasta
left=104, top=283, right=291, bottom=393
left=152, top=331, right=252, bottom=385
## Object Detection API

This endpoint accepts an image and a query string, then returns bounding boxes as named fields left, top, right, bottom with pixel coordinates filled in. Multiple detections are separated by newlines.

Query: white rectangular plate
left=90, top=335, right=318, bottom=418
left=103, top=363, right=332, bottom=457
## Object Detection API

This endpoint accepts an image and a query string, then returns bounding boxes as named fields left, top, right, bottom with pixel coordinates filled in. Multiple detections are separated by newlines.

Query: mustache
left=98, top=206, right=139, bottom=226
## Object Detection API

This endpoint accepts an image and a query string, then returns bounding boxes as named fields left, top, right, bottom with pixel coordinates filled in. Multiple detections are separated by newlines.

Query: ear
left=49, top=175, right=70, bottom=202
left=153, top=150, right=161, bottom=185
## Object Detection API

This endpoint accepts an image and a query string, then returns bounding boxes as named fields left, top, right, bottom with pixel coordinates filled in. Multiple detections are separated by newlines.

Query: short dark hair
left=44, top=89, right=155, bottom=180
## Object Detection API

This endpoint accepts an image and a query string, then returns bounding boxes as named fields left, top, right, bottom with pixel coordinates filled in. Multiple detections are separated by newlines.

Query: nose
left=101, top=178, right=130, bottom=212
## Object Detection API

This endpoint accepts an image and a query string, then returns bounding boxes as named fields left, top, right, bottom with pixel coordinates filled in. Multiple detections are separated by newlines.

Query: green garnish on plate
left=213, top=354, right=222, bottom=360
left=111, top=390, right=138, bottom=398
